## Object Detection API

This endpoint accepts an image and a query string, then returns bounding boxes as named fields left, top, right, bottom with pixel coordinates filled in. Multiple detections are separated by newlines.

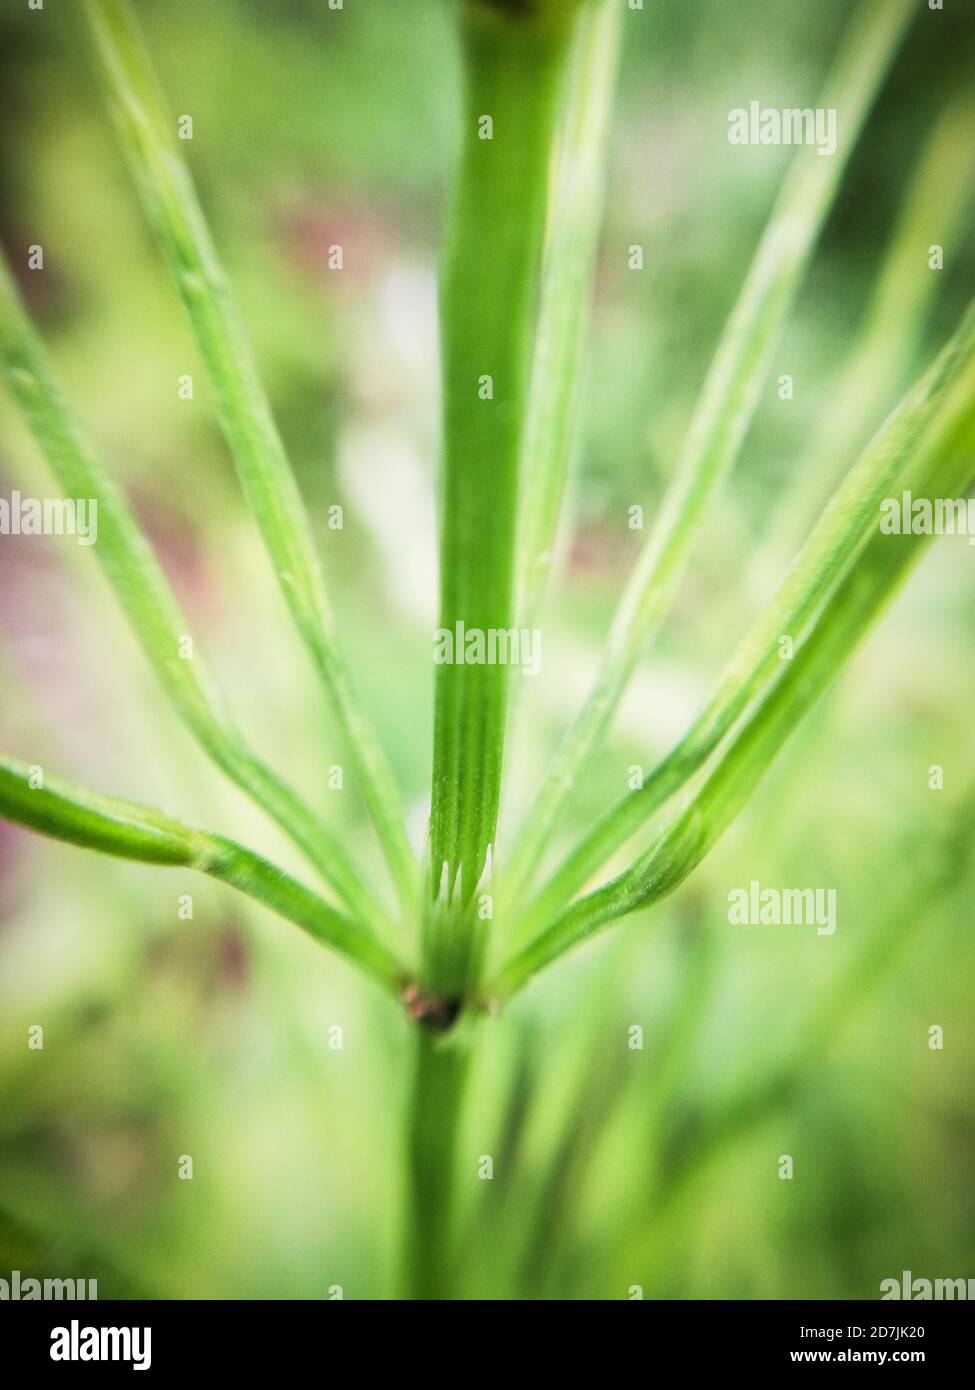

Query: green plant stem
left=81, top=0, right=416, bottom=906
left=428, top=1, right=583, bottom=987
left=0, top=755, right=406, bottom=993
left=514, top=298, right=975, bottom=936
left=402, top=1027, right=473, bottom=1300
left=500, top=0, right=913, bottom=913
left=0, top=254, right=391, bottom=935
left=515, top=0, right=622, bottom=628
left=497, top=347, right=975, bottom=997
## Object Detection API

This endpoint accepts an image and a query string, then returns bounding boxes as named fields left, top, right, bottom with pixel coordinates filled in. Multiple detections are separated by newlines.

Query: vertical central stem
left=402, top=1027, right=474, bottom=1300
left=429, top=4, right=581, bottom=964
left=410, top=2, right=586, bottom=1299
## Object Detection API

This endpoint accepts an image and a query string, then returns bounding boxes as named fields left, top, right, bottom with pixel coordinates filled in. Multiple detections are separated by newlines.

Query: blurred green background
left=0, top=0, right=973, bottom=1298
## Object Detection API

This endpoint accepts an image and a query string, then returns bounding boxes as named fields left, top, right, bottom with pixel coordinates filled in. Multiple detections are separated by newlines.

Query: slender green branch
left=0, top=755, right=209, bottom=867
left=515, top=297, right=975, bottom=935
left=515, top=0, right=622, bottom=628
left=497, top=348, right=975, bottom=997
left=0, top=755, right=406, bottom=992
left=81, top=0, right=416, bottom=904
left=500, top=0, right=913, bottom=911
left=427, top=0, right=585, bottom=992
left=0, top=253, right=387, bottom=935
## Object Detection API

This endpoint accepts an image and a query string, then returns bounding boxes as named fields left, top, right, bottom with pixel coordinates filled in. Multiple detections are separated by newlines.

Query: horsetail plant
left=1, top=0, right=971, bottom=1299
